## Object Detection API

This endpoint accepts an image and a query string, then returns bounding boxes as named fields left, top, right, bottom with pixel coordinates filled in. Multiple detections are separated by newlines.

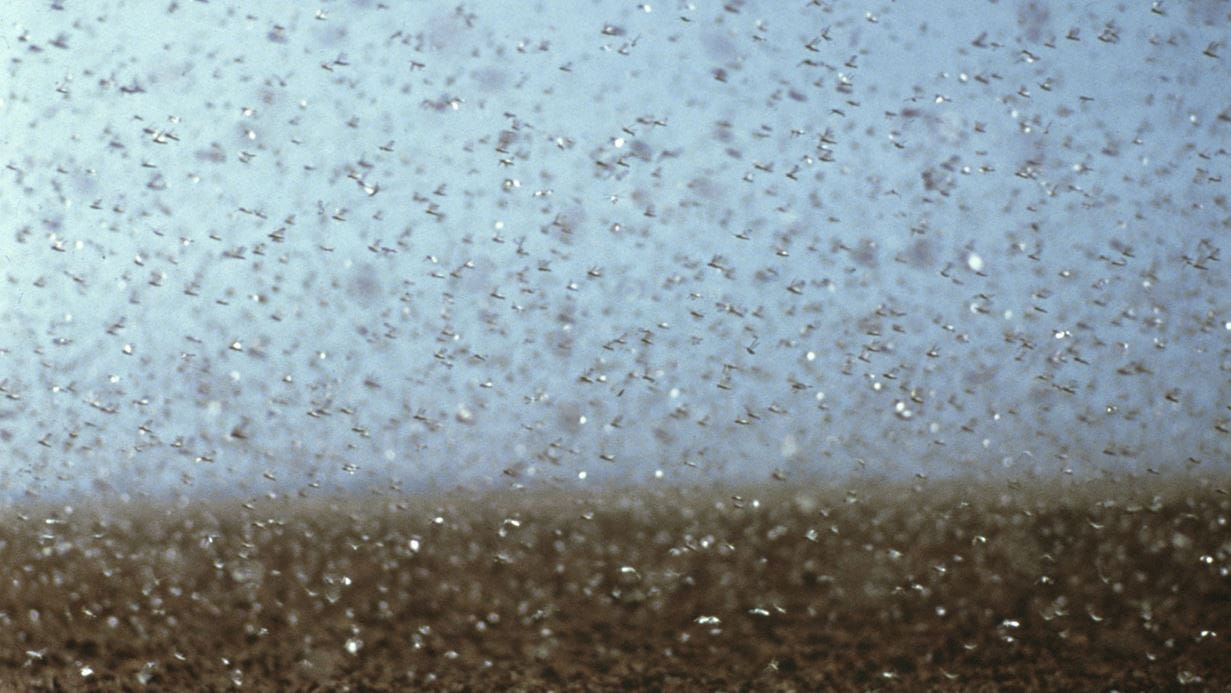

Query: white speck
left=345, top=637, right=363, bottom=655
left=654, top=469, right=664, bottom=479
left=806, top=351, right=816, bottom=361
left=384, top=449, right=396, bottom=461
left=80, top=665, right=94, bottom=678
left=967, top=253, right=984, bottom=272
left=578, top=415, right=587, bottom=425
left=577, top=470, right=587, bottom=480
left=669, top=387, right=681, bottom=398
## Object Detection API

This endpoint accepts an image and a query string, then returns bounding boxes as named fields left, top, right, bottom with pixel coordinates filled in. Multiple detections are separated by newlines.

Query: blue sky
left=1, top=0, right=1228, bottom=502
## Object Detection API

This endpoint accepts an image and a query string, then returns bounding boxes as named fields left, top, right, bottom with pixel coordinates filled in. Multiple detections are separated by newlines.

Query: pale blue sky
left=1, top=0, right=1228, bottom=502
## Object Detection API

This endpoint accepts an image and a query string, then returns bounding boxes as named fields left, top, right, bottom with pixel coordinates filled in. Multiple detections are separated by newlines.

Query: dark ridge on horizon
left=2, top=477, right=1228, bottom=688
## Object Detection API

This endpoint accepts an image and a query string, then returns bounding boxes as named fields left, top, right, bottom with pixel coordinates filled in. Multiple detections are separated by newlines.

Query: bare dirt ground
left=1, top=476, right=1228, bottom=690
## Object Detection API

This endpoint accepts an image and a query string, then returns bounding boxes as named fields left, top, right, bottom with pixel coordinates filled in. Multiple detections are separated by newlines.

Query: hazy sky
left=1, top=0, right=1228, bottom=502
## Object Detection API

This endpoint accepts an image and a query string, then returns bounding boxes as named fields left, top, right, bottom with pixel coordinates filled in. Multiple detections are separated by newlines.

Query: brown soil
left=2, top=477, right=1228, bottom=690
